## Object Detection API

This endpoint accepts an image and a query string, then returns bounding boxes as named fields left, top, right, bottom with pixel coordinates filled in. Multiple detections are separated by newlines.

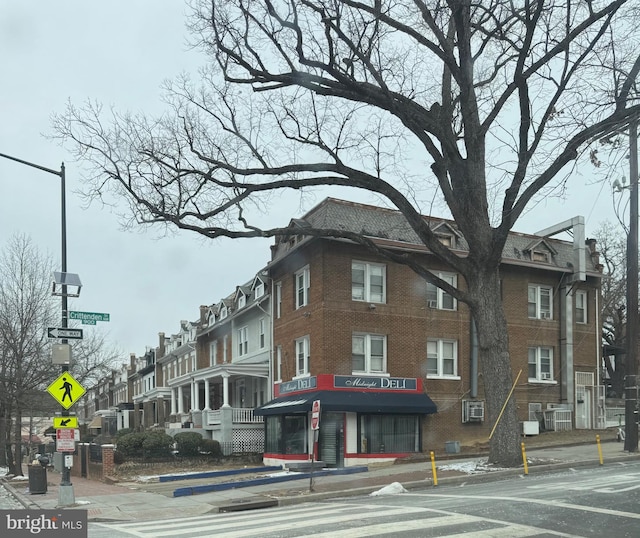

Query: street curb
left=273, top=454, right=640, bottom=507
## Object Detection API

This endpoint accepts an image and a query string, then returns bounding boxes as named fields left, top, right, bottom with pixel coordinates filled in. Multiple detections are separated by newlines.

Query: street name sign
left=69, top=311, right=110, bottom=325
left=48, top=327, right=83, bottom=339
left=47, top=371, right=86, bottom=410
left=53, top=416, right=78, bottom=429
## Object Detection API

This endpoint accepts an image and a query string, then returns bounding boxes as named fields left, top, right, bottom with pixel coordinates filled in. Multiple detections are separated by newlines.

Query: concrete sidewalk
left=3, top=437, right=640, bottom=522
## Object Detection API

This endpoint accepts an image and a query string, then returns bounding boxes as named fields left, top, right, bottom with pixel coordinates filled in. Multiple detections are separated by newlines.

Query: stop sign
left=311, top=399, right=321, bottom=430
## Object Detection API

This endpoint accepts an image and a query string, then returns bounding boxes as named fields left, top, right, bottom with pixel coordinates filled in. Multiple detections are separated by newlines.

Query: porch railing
left=205, top=407, right=263, bottom=425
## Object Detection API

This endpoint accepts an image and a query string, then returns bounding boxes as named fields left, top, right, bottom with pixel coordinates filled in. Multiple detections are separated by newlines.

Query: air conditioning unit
left=540, top=312, right=551, bottom=319
left=462, top=400, right=485, bottom=422
left=428, top=300, right=438, bottom=308
left=540, top=372, right=551, bottom=380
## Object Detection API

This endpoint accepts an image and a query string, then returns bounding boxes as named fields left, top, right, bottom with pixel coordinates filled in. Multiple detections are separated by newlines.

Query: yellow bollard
left=521, top=442, right=528, bottom=475
left=430, top=450, right=438, bottom=486
left=596, top=434, right=604, bottom=465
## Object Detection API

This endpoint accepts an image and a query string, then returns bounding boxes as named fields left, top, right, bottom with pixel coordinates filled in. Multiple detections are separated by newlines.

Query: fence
left=543, top=409, right=572, bottom=431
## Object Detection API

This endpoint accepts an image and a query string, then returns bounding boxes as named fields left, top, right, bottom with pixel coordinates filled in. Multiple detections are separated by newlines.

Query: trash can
left=27, top=465, right=47, bottom=494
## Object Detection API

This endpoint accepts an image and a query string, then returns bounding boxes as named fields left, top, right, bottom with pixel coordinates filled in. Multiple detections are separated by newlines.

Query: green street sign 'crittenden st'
left=69, top=311, right=110, bottom=325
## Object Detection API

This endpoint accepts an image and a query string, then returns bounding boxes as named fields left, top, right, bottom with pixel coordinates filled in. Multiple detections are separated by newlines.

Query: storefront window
left=265, top=416, right=282, bottom=453
left=359, top=415, right=419, bottom=453
left=265, top=415, right=307, bottom=454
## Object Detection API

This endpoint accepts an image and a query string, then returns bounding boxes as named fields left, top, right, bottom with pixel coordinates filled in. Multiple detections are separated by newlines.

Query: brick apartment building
left=256, top=198, right=603, bottom=468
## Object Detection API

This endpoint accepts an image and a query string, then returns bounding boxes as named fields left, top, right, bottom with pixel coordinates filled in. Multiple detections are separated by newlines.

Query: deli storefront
left=254, top=374, right=437, bottom=468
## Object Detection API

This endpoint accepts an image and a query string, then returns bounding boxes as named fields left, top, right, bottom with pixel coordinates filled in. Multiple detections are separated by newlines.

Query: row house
left=255, top=198, right=603, bottom=468
left=156, top=272, right=271, bottom=453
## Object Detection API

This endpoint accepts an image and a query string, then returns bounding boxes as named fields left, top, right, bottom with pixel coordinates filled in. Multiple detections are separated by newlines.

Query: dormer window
left=254, top=280, right=265, bottom=299
left=436, top=234, right=454, bottom=247
left=238, top=294, right=246, bottom=309
left=220, top=305, right=228, bottom=319
left=532, top=250, right=550, bottom=263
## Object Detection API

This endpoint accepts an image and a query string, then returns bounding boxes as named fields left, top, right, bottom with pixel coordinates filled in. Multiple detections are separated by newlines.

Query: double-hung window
left=352, top=334, right=387, bottom=374
left=295, top=336, right=310, bottom=376
left=259, top=318, right=266, bottom=348
left=426, top=339, right=458, bottom=378
left=210, top=341, right=217, bottom=366
left=426, top=272, right=457, bottom=310
left=528, top=347, right=553, bottom=381
left=528, top=285, right=552, bottom=319
left=295, top=267, right=310, bottom=309
left=575, top=290, right=587, bottom=324
left=237, top=326, right=248, bottom=356
left=352, top=262, right=386, bottom=303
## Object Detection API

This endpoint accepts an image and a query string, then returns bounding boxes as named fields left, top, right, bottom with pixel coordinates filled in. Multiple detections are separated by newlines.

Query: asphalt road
left=61, top=461, right=640, bottom=537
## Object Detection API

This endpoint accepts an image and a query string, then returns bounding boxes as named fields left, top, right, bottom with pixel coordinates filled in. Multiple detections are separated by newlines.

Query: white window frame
left=223, top=335, right=228, bottom=363
left=528, top=346, right=554, bottom=382
left=259, top=318, right=266, bottom=349
left=295, top=336, right=310, bottom=376
left=575, top=290, right=587, bottom=324
left=295, top=266, right=310, bottom=309
left=426, top=272, right=457, bottom=310
left=426, top=339, right=459, bottom=378
left=254, top=280, right=265, bottom=299
left=351, top=261, right=387, bottom=303
left=528, top=284, right=553, bottom=319
left=352, top=333, right=387, bottom=374
left=238, top=293, right=246, bottom=309
left=275, top=282, right=282, bottom=318
left=276, top=345, right=282, bottom=382
left=238, top=326, right=249, bottom=356
left=220, top=305, right=228, bottom=319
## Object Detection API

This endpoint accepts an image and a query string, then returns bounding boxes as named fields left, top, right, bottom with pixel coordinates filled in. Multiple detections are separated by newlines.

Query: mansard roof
left=272, top=197, right=600, bottom=275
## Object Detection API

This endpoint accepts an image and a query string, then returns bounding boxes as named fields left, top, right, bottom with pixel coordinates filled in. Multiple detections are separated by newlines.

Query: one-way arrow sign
left=47, top=327, right=83, bottom=339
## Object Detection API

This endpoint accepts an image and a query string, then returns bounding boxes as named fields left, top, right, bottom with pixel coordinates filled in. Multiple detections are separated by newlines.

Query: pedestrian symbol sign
left=47, top=372, right=86, bottom=409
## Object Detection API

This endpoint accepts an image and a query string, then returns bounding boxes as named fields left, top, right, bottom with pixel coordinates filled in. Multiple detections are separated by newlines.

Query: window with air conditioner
left=528, top=346, right=553, bottom=382
left=528, top=284, right=552, bottom=320
left=426, top=272, right=457, bottom=310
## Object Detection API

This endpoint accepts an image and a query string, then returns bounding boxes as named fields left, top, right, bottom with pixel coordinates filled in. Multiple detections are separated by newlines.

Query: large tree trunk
left=9, top=407, right=23, bottom=476
left=469, top=267, right=522, bottom=467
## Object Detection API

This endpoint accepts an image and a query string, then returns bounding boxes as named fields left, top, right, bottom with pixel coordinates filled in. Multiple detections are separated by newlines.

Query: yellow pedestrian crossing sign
left=47, top=372, right=86, bottom=409
left=53, top=416, right=78, bottom=429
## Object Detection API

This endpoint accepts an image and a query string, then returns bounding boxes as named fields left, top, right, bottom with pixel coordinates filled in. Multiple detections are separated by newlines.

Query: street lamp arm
left=0, top=151, right=63, bottom=178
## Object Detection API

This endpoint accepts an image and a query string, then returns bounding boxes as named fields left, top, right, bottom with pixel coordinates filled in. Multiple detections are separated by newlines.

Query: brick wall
left=271, top=237, right=600, bottom=448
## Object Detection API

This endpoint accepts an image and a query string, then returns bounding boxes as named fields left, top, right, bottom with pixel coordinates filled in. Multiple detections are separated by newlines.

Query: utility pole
left=624, top=117, right=639, bottom=452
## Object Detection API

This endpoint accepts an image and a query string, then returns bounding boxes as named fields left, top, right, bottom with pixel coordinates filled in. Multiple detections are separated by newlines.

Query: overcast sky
left=0, top=2, right=627, bottom=360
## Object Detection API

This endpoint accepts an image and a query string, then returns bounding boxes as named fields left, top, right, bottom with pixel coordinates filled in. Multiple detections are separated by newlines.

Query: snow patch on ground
left=438, top=459, right=511, bottom=474
left=370, top=482, right=408, bottom=496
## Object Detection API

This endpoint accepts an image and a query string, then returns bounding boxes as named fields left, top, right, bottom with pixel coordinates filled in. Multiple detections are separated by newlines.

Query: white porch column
left=222, top=373, right=230, bottom=408
left=194, top=380, right=200, bottom=411
left=177, top=386, right=184, bottom=414
left=203, top=379, right=211, bottom=410
left=170, top=388, right=176, bottom=415
left=190, top=381, right=195, bottom=411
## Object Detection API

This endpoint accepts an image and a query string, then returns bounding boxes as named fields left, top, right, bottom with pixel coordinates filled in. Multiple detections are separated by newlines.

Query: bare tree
left=53, top=1, right=640, bottom=466
left=0, top=235, right=58, bottom=475
left=596, top=221, right=634, bottom=397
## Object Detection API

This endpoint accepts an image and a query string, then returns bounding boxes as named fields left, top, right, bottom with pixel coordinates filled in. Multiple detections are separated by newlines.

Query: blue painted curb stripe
left=159, top=465, right=282, bottom=482
left=172, top=466, right=369, bottom=497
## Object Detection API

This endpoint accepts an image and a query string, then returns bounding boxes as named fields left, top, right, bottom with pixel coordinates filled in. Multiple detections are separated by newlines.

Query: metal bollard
left=430, top=451, right=438, bottom=486
left=596, top=434, right=604, bottom=465
left=521, top=442, right=528, bottom=475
